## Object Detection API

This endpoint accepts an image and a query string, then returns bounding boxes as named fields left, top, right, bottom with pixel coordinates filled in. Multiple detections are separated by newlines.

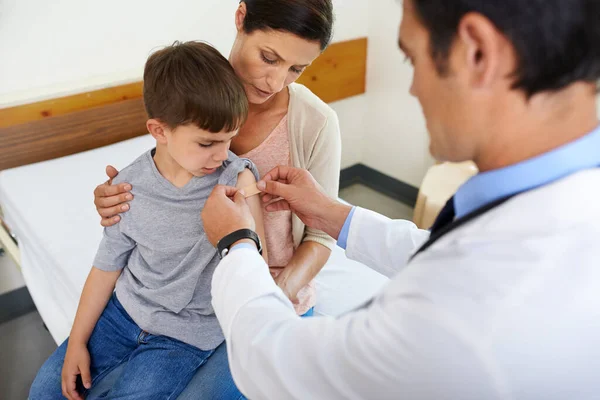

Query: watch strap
left=216, top=229, right=262, bottom=259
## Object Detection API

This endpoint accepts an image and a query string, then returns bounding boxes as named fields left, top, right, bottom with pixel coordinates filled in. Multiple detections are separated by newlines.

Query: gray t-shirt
left=93, top=149, right=259, bottom=350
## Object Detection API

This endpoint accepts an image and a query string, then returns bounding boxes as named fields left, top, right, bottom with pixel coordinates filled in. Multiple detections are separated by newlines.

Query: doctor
left=202, top=0, right=600, bottom=398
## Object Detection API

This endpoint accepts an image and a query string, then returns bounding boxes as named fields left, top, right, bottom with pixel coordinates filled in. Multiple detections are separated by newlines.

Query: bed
left=0, top=133, right=388, bottom=344
left=0, top=37, right=388, bottom=345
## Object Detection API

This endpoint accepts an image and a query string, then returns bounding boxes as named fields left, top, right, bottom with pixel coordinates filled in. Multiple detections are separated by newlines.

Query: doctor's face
left=399, top=0, right=481, bottom=163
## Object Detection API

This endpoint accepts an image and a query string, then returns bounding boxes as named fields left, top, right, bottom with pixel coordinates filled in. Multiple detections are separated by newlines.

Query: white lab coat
left=211, top=169, right=600, bottom=400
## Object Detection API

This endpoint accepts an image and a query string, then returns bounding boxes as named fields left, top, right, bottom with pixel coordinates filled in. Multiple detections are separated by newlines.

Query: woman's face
left=229, top=6, right=323, bottom=105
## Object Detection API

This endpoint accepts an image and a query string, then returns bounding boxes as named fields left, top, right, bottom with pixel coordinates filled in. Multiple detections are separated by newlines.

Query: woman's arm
left=274, top=241, right=330, bottom=302
left=93, top=165, right=133, bottom=227
left=302, top=109, right=342, bottom=248
left=274, top=109, right=341, bottom=300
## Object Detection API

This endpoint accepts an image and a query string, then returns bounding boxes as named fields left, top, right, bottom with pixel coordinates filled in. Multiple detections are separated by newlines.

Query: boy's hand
left=202, top=185, right=256, bottom=247
left=61, top=342, right=92, bottom=400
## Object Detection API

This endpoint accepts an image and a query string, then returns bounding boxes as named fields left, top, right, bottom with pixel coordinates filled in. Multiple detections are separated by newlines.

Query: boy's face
left=163, top=124, right=237, bottom=176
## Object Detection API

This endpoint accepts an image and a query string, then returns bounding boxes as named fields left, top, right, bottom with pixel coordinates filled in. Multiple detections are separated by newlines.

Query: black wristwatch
left=216, top=229, right=262, bottom=259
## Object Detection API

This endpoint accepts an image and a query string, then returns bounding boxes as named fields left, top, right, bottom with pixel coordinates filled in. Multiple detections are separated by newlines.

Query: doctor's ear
left=147, top=119, right=169, bottom=144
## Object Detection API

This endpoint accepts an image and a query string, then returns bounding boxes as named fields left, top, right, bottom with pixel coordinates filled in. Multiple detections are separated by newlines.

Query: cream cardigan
left=287, top=83, right=341, bottom=250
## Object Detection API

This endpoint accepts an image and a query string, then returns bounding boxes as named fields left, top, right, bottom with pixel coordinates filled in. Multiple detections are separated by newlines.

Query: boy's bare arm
left=70, top=267, right=122, bottom=346
left=241, top=182, right=262, bottom=198
left=61, top=267, right=121, bottom=399
left=236, top=169, right=269, bottom=264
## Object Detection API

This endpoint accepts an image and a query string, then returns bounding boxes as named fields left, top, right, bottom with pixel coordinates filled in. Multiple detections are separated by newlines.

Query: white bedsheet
left=0, top=135, right=388, bottom=345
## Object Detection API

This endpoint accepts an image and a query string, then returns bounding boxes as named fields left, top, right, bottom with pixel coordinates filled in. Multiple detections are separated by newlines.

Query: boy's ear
left=147, top=119, right=168, bottom=144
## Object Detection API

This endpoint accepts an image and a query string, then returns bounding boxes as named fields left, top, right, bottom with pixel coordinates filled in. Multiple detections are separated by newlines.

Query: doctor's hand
left=257, top=166, right=352, bottom=240
left=202, top=185, right=256, bottom=247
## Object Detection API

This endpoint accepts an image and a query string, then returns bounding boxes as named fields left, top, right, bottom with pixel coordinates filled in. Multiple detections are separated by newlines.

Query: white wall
left=326, top=0, right=369, bottom=168
left=0, top=0, right=368, bottom=105
left=362, top=0, right=434, bottom=187
left=332, top=95, right=367, bottom=168
left=0, top=1, right=226, bottom=105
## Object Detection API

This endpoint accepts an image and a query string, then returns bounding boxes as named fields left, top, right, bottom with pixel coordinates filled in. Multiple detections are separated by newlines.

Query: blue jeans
left=87, top=307, right=315, bottom=399
left=30, top=293, right=241, bottom=400
left=302, top=307, right=315, bottom=317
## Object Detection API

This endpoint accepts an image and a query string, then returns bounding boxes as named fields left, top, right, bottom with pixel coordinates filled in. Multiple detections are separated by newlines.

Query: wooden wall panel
left=0, top=38, right=367, bottom=170
left=0, top=82, right=143, bottom=130
left=297, top=37, right=367, bottom=103
left=0, top=99, right=147, bottom=170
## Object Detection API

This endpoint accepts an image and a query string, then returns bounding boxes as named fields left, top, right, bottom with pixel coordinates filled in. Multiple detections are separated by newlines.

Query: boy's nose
left=214, top=146, right=229, bottom=162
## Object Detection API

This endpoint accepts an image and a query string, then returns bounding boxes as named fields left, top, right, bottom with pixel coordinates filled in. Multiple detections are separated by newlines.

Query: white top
left=287, top=83, right=342, bottom=250
left=211, top=169, right=600, bottom=400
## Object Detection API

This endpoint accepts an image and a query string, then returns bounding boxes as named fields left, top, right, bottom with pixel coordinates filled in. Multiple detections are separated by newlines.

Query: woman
left=91, top=0, right=340, bottom=398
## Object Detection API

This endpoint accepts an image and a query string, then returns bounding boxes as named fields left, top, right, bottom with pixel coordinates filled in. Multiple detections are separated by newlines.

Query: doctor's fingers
left=261, top=165, right=297, bottom=183
left=210, top=185, right=239, bottom=199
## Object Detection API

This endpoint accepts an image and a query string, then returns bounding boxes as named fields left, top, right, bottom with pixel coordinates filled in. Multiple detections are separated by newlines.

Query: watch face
left=220, top=248, right=229, bottom=259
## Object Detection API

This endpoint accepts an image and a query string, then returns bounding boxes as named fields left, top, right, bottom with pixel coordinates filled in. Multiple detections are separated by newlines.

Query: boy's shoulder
left=218, top=151, right=260, bottom=187
left=111, top=150, right=153, bottom=186
left=110, top=149, right=260, bottom=190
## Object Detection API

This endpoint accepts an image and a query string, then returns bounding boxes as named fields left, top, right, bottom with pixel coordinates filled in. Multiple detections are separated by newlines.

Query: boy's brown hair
left=143, top=41, right=248, bottom=132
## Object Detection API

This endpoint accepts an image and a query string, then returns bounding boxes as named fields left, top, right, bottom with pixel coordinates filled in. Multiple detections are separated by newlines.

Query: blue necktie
left=429, top=196, right=455, bottom=235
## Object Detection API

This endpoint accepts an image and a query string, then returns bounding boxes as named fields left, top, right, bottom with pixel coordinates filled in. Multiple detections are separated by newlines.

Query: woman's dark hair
left=242, top=0, right=334, bottom=51
left=413, top=0, right=600, bottom=97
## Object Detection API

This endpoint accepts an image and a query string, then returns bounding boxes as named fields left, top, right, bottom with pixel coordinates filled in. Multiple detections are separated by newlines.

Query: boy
left=30, top=41, right=266, bottom=399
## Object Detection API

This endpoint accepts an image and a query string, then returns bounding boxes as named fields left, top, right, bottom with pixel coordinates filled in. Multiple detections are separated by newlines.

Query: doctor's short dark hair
left=241, top=0, right=334, bottom=51
left=143, top=41, right=248, bottom=132
left=413, top=0, right=600, bottom=97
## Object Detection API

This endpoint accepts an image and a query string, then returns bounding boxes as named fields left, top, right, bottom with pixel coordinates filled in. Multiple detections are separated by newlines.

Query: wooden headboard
left=0, top=38, right=367, bottom=171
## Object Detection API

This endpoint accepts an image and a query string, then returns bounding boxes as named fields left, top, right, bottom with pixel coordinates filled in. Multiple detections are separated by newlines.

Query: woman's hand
left=61, top=342, right=91, bottom=400
left=93, top=165, right=133, bottom=227
left=270, top=267, right=301, bottom=303
left=269, top=241, right=330, bottom=305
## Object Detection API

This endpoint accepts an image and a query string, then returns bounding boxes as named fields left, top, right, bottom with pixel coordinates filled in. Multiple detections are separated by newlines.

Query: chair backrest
left=413, top=161, right=478, bottom=229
